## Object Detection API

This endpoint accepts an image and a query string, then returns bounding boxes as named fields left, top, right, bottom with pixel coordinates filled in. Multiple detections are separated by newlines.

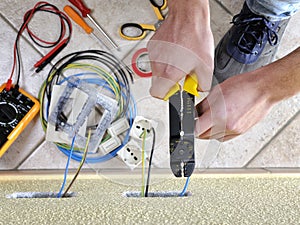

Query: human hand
left=195, top=71, right=274, bottom=141
left=147, top=0, right=214, bottom=99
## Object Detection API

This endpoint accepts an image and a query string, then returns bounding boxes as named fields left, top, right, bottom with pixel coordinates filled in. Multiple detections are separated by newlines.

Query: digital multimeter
left=0, top=83, right=40, bottom=158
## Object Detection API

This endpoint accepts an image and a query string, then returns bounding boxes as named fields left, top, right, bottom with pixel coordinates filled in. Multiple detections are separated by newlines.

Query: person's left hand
left=195, top=71, right=274, bottom=141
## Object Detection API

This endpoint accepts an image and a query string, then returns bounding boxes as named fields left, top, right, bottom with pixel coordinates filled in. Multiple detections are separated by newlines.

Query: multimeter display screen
left=0, top=88, right=35, bottom=148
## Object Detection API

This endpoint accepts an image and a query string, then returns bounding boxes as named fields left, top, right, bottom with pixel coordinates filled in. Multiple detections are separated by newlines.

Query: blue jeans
left=246, top=0, right=300, bottom=21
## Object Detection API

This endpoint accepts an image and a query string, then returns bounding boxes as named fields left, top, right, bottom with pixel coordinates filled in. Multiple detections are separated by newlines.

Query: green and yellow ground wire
left=141, top=129, right=147, bottom=197
left=62, top=129, right=92, bottom=197
left=38, top=50, right=135, bottom=163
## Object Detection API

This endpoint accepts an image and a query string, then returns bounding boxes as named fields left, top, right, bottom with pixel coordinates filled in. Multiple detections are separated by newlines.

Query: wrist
left=168, top=0, right=210, bottom=25
left=250, top=58, right=300, bottom=105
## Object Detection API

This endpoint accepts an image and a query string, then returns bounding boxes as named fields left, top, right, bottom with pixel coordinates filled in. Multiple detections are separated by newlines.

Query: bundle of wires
left=140, top=128, right=191, bottom=197
left=39, top=50, right=136, bottom=164
left=57, top=129, right=92, bottom=198
left=6, top=1, right=72, bottom=91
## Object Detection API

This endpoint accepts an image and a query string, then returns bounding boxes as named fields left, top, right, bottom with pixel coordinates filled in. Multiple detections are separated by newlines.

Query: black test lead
left=6, top=2, right=72, bottom=91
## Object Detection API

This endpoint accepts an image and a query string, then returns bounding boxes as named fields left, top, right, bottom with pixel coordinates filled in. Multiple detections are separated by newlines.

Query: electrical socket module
left=117, top=116, right=158, bottom=169
left=47, top=77, right=118, bottom=152
left=117, top=141, right=146, bottom=169
left=129, top=116, right=157, bottom=151
left=99, top=136, right=121, bottom=154
left=46, top=85, right=88, bottom=144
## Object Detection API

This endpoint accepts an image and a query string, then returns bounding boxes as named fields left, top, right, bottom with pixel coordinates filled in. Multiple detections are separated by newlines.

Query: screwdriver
left=64, top=5, right=134, bottom=78
left=64, top=5, right=109, bottom=49
left=68, top=0, right=118, bottom=50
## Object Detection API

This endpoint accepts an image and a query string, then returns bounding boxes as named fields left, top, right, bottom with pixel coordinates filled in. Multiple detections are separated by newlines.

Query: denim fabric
left=246, top=0, right=300, bottom=21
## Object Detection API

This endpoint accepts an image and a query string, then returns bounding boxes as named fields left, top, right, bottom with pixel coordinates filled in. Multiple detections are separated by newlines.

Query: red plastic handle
left=69, top=0, right=91, bottom=17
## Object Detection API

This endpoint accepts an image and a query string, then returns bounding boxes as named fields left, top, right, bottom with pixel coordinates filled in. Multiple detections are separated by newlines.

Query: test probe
left=1, top=2, right=71, bottom=157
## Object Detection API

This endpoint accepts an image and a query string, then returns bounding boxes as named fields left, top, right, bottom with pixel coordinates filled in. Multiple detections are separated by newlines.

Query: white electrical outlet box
left=117, top=141, right=147, bottom=169
left=99, top=136, right=122, bottom=154
left=129, top=116, right=157, bottom=151
left=46, top=85, right=88, bottom=144
left=108, top=117, right=130, bottom=136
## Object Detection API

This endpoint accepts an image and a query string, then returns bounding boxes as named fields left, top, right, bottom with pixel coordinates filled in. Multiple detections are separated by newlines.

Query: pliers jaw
left=169, top=90, right=195, bottom=177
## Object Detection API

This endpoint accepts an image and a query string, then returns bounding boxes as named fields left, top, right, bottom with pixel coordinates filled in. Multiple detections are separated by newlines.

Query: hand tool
left=168, top=74, right=199, bottom=177
left=69, top=0, right=118, bottom=49
left=64, top=6, right=134, bottom=78
left=64, top=5, right=107, bottom=48
left=119, top=0, right=167, bottom=41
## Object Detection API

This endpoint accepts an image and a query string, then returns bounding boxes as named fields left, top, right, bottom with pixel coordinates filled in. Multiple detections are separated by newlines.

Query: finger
left=198, top=129, right=226, bottom=140
left=195, top=98, right=210, bottom=117
left=220, top=134, right=240, bottom=142
left=149, top=75, right=178, bottom=99
left=198, top=128, right=239, bottom=141
left=149, top=55, right=186, bottom=98
left=194, top=61, right=213, bottom=92
left=194, top=111, right=213, bottom=137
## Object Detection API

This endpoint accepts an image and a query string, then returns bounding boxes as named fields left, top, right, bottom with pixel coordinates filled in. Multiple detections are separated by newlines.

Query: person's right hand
left=147, top=0, right=214, bottom=99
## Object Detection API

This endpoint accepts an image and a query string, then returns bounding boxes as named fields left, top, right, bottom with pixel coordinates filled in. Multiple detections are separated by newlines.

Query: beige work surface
left=0, top=172, right=300, bottom=225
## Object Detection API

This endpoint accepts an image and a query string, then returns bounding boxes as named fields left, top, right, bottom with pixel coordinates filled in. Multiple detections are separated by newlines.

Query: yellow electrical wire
left=62, top=129, right=92, bottom=197
left=63, top=63, right=123, bottom=116
left=38, top=62, right=127, bottom=152
left=141, top=129, right=147, bottom=197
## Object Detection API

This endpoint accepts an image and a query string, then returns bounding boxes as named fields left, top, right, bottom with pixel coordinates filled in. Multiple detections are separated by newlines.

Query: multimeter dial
left=0, top=102, right=18, bottom=126
left=0, top=87, right=35, bottom=147
left=0, top=84, right=40, bottom=157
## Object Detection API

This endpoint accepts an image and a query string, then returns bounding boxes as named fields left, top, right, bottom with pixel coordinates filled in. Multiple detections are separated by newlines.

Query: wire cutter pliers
left=166, top=74, right=199, bottom=177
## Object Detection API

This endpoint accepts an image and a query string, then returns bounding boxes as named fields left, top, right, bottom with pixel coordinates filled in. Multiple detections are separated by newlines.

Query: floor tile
left=0, top=0, right=299, bottom=171
left=247, top=112, right=300, bottom=168
left=209, top=95, right=300, bottom=167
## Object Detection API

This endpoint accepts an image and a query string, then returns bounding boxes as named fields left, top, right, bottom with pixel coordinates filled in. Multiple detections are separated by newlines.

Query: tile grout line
left=213, top=0, right=234, bottom=17
left=243, top=109, right=300, bottom=168
left=0, top=12, right=45, bottom=59
left=14, top=137, right=46, bottom=170
left=0, top=12, right=46, bottom=170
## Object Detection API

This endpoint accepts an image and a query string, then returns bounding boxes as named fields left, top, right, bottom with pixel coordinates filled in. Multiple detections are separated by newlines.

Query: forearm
left=168, top=0, right=210, bottom=27
left=255, top=47, right=300, bottom=104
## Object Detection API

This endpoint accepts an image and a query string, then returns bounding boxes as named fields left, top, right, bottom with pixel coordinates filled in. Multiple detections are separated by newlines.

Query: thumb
left=149, top=63, right=185, bottom=99
left=150, top=76, right=178, bottom=99
left=194, top=111, right=213, bottom=138
left=194, top=62, right=213, bottom=92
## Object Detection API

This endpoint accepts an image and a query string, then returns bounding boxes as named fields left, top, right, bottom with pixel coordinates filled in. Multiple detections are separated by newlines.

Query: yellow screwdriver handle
left=64, top=5, right=93, bottom=34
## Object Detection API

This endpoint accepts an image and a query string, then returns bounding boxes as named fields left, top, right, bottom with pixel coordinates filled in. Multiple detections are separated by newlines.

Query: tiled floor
left=0, top=0, right=299, bottom=170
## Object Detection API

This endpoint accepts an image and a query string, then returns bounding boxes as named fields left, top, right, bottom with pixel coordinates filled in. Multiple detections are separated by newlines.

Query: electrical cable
left=144, top=128, right=190, bottom=197
left=41, top=50, right=132, bottom=122
left=57, top=135, right=76, bottom=198
left=38, top=50, right=135, bottom=164
left=7, top=1, right=72, bottom=91
left=179, top=176, right=191, bottom=197
left=62, top=129, right=92, bottom=197
left=141, top=129, right=147, bottom=197
left=144, top=128, right=156, bottom=197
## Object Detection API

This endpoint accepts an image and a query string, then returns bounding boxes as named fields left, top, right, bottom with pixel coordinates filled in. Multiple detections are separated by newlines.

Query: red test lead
left=6, top=2, right=72, bottom=91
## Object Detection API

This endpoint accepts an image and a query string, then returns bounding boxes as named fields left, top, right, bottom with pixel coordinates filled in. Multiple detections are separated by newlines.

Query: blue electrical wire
left=179, top=176, right=190, bottom=197
left=57, top=135, right=76, bottom=198
left=50, top=73, right=137, bottom=164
